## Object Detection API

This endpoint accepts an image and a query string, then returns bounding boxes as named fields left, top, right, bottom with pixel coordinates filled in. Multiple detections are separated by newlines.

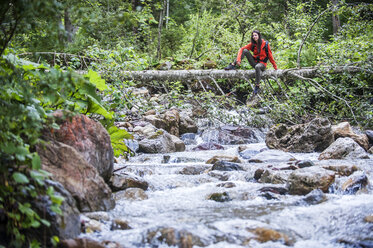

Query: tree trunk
left=118, top=66, right=363, bottom=83
left=157, top=0, right=166, bottom=61
left=332, top=0, right=340, bottom=34
left=64, top=8, right=74, bottom=43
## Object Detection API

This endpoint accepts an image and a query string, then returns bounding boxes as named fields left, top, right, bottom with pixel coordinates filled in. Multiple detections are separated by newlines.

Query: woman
left=225, top=30, right=278, bottom=94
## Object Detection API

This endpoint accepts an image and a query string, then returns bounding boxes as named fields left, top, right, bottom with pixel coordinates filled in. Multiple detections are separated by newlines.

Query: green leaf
left=86, top=70, right=108, bottom=91
left=12, top=172, right=29, bottom=184
left=32, top=154, right=41, bottom=170
left=87, top=95, right=113, bottom=119
left=40, top=219, right=51, bottom=227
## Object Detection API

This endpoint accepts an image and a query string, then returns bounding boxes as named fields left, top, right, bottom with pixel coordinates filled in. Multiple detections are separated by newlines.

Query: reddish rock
left=45, top=111, right=114, bottom=182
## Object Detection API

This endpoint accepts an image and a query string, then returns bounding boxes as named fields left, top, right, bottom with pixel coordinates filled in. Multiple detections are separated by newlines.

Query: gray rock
left=266, top=118, right=334, bottom=152
left=211, top=161, right=243, bottom=171
left=180, top=133, right=197, bottom=145
left=297, top=160, right=315, bottom=168
left=366, top=130, right=373, bottom=143
left=319, top=137, right=369, bottom=160
left=300, top=189, right=326, bottom=205
left=138, top=131, right=185, bottom=153
left=239, top=149, right=260, bottom=159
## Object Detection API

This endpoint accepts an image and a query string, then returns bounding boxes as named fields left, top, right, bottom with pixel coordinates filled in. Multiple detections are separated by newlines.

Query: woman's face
left=252, top=32, right=259, bottom=42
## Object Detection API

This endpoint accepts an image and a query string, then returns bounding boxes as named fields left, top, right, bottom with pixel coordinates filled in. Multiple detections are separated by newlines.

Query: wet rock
left=239, top=149, right=260, bottom=159
left=138, top=131, right=185, bottom=153
left=322, top=164, right=358, bottom=176
left=217, top=182, right=236, bottom=188
left=258, top=170, right=290, bottom=184
left=179, top=165, right=207, bottom=175
left=192, top=142, right=224, bottom=151
left=43, top=112, right=114, bottom=182
left=319, top=137, right=369, bottom=160
left=58, top=238, right=106, bottom=248
left=37, top=141, right=115, bottom=212
left=249, top=149, right=296, bottom=163
left=296, top=159, right=315, bottom=168
left=288, top=167, right=335, bottom=195
left=208, top=171, right=229, bottom=181
left=143, top=115, right=168, bottom=132
left=114, top=188, right=148, bottom=201
left=364, top=216, right=373, bottom=223
left=84, top=212, right=110, bottom=222
left=266, top=118, right=334, bottom=152
left=341, top=172, right=368, bottom=194
left=206, top=155, right=242, bottom=164
left=111, top=218, right=132, bottom=230
left=300, top=189, right=326, bottom=205
left=259, top=186, right=288, bottom=195
left=101, top=240, right=123, bottom=248
left=207, top=192, right=231, bottom=202
left=109, top=173, right=149, bottom=192
left=245, top=227, right=291, bottom=245
left=260, top=192, right=280, bottom=200
left=332, top=122, right=369, bottom=150
left=146, top=227, right=202, bottom=248
left=180, top=133, right=197, bottom=145
left=124, top=139, right=139, bottom=153
left=162, top=155, right=171, bottom=163
left=211, top=161, right=244, bottom=171
left=254, top=169, right=264, bottom=181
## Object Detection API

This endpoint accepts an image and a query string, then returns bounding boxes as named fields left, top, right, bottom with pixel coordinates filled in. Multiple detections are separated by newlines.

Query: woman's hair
left=251, top=30, right=262, bottom=54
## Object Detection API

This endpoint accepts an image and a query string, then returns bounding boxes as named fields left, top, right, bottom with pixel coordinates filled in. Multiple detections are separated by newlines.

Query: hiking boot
left=224, top=63, right=236, bottom=70
left=253, top=84, right=260, bottom=94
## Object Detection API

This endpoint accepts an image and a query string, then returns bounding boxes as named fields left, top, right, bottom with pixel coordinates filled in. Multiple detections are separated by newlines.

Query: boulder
left=288, top=167, right=335, bottom=195
left=37, top=141, right=115, bottom=212
left=332, top=122, right=369, bottom=150
left=366, top=130, right=373, bottom=144
left=207, top=192, right=231, bottom=202
left=265, top=118, right=334, bottom=152
left=143, top=109, right=180, bottom=136
left=369, top=146, right=373, bottom=154
left=201, top=126, right=261, bottom=145
left=109, top=173, right=149, bottom=192
left=59, top=238, right=107, bottom=248
left=319, top=137, right=369, bottom=160
left=44, top=112, right=114, bottom=182
left=249, top=149, right=296, bottom=163
left=138, top=131, right=185, bottom=153
left=111, top=218, right=132, bottom=230
left=257, top=169, right=290, bottom=184
left=146, top=227, right=202, bottom=248
left=180, top=133, right=197, bottom=145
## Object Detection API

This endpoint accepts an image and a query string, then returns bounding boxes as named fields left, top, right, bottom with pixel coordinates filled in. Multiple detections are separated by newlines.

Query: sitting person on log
left=225, top=30, right=278, bottom=94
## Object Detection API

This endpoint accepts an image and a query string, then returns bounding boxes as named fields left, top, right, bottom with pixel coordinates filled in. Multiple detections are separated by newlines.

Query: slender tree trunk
left=332, top=0, right=340, bottom=34
left=157, top=0, right=166, bottom=61
left=165, top=0, right=169, bottom=29
left=64, top=8, right=73, bottom=43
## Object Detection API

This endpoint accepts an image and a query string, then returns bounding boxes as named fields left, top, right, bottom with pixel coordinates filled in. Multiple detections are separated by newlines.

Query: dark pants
left=237, top=49, right=265, bottom=85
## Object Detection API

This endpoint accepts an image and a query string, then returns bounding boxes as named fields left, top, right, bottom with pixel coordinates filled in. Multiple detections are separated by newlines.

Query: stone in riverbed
left=332, top=122, right=369, bottom=150
left=206, top=155, right=242, bottom=164
left=211, top=161, right=244, bottom=171
left=288, top=167, right=335, bottom=195
left=192, top=142, right=224, bottom=151
left=109, top=173, right=149, bottom=192
left=265, top=118, right=334, bottom=152
left=207, top=192, right=231, bottom=202
left=318, top=137, right=369, bottom=160
left=245, top=227, right=292, bottom=246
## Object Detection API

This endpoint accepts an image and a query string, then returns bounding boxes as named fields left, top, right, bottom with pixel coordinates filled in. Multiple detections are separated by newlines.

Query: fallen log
left=118, top=66, right=364, bottom=82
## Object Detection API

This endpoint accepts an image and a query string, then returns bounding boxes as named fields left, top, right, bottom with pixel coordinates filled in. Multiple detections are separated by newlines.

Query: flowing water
left=82, top=137, right=373, bottom=248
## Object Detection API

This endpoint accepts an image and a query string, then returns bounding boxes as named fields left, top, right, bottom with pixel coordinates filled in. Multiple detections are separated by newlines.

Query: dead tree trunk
left=119, top=66, right=363, bottom=83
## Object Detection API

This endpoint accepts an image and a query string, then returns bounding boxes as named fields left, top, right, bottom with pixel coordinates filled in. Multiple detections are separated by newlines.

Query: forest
left=0, top=0, right=372, bottom=247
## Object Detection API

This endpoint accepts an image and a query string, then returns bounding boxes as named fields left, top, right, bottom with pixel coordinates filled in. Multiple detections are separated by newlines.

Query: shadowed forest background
left=0, top=0, right=372, bottom=247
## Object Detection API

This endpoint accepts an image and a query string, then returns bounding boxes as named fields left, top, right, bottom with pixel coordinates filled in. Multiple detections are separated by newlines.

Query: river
left=81, top=138, right=373, bottom=248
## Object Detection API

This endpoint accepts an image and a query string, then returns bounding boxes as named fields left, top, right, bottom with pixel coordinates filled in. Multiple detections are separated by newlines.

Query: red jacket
left=236, top=39, right=277, bottom=70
